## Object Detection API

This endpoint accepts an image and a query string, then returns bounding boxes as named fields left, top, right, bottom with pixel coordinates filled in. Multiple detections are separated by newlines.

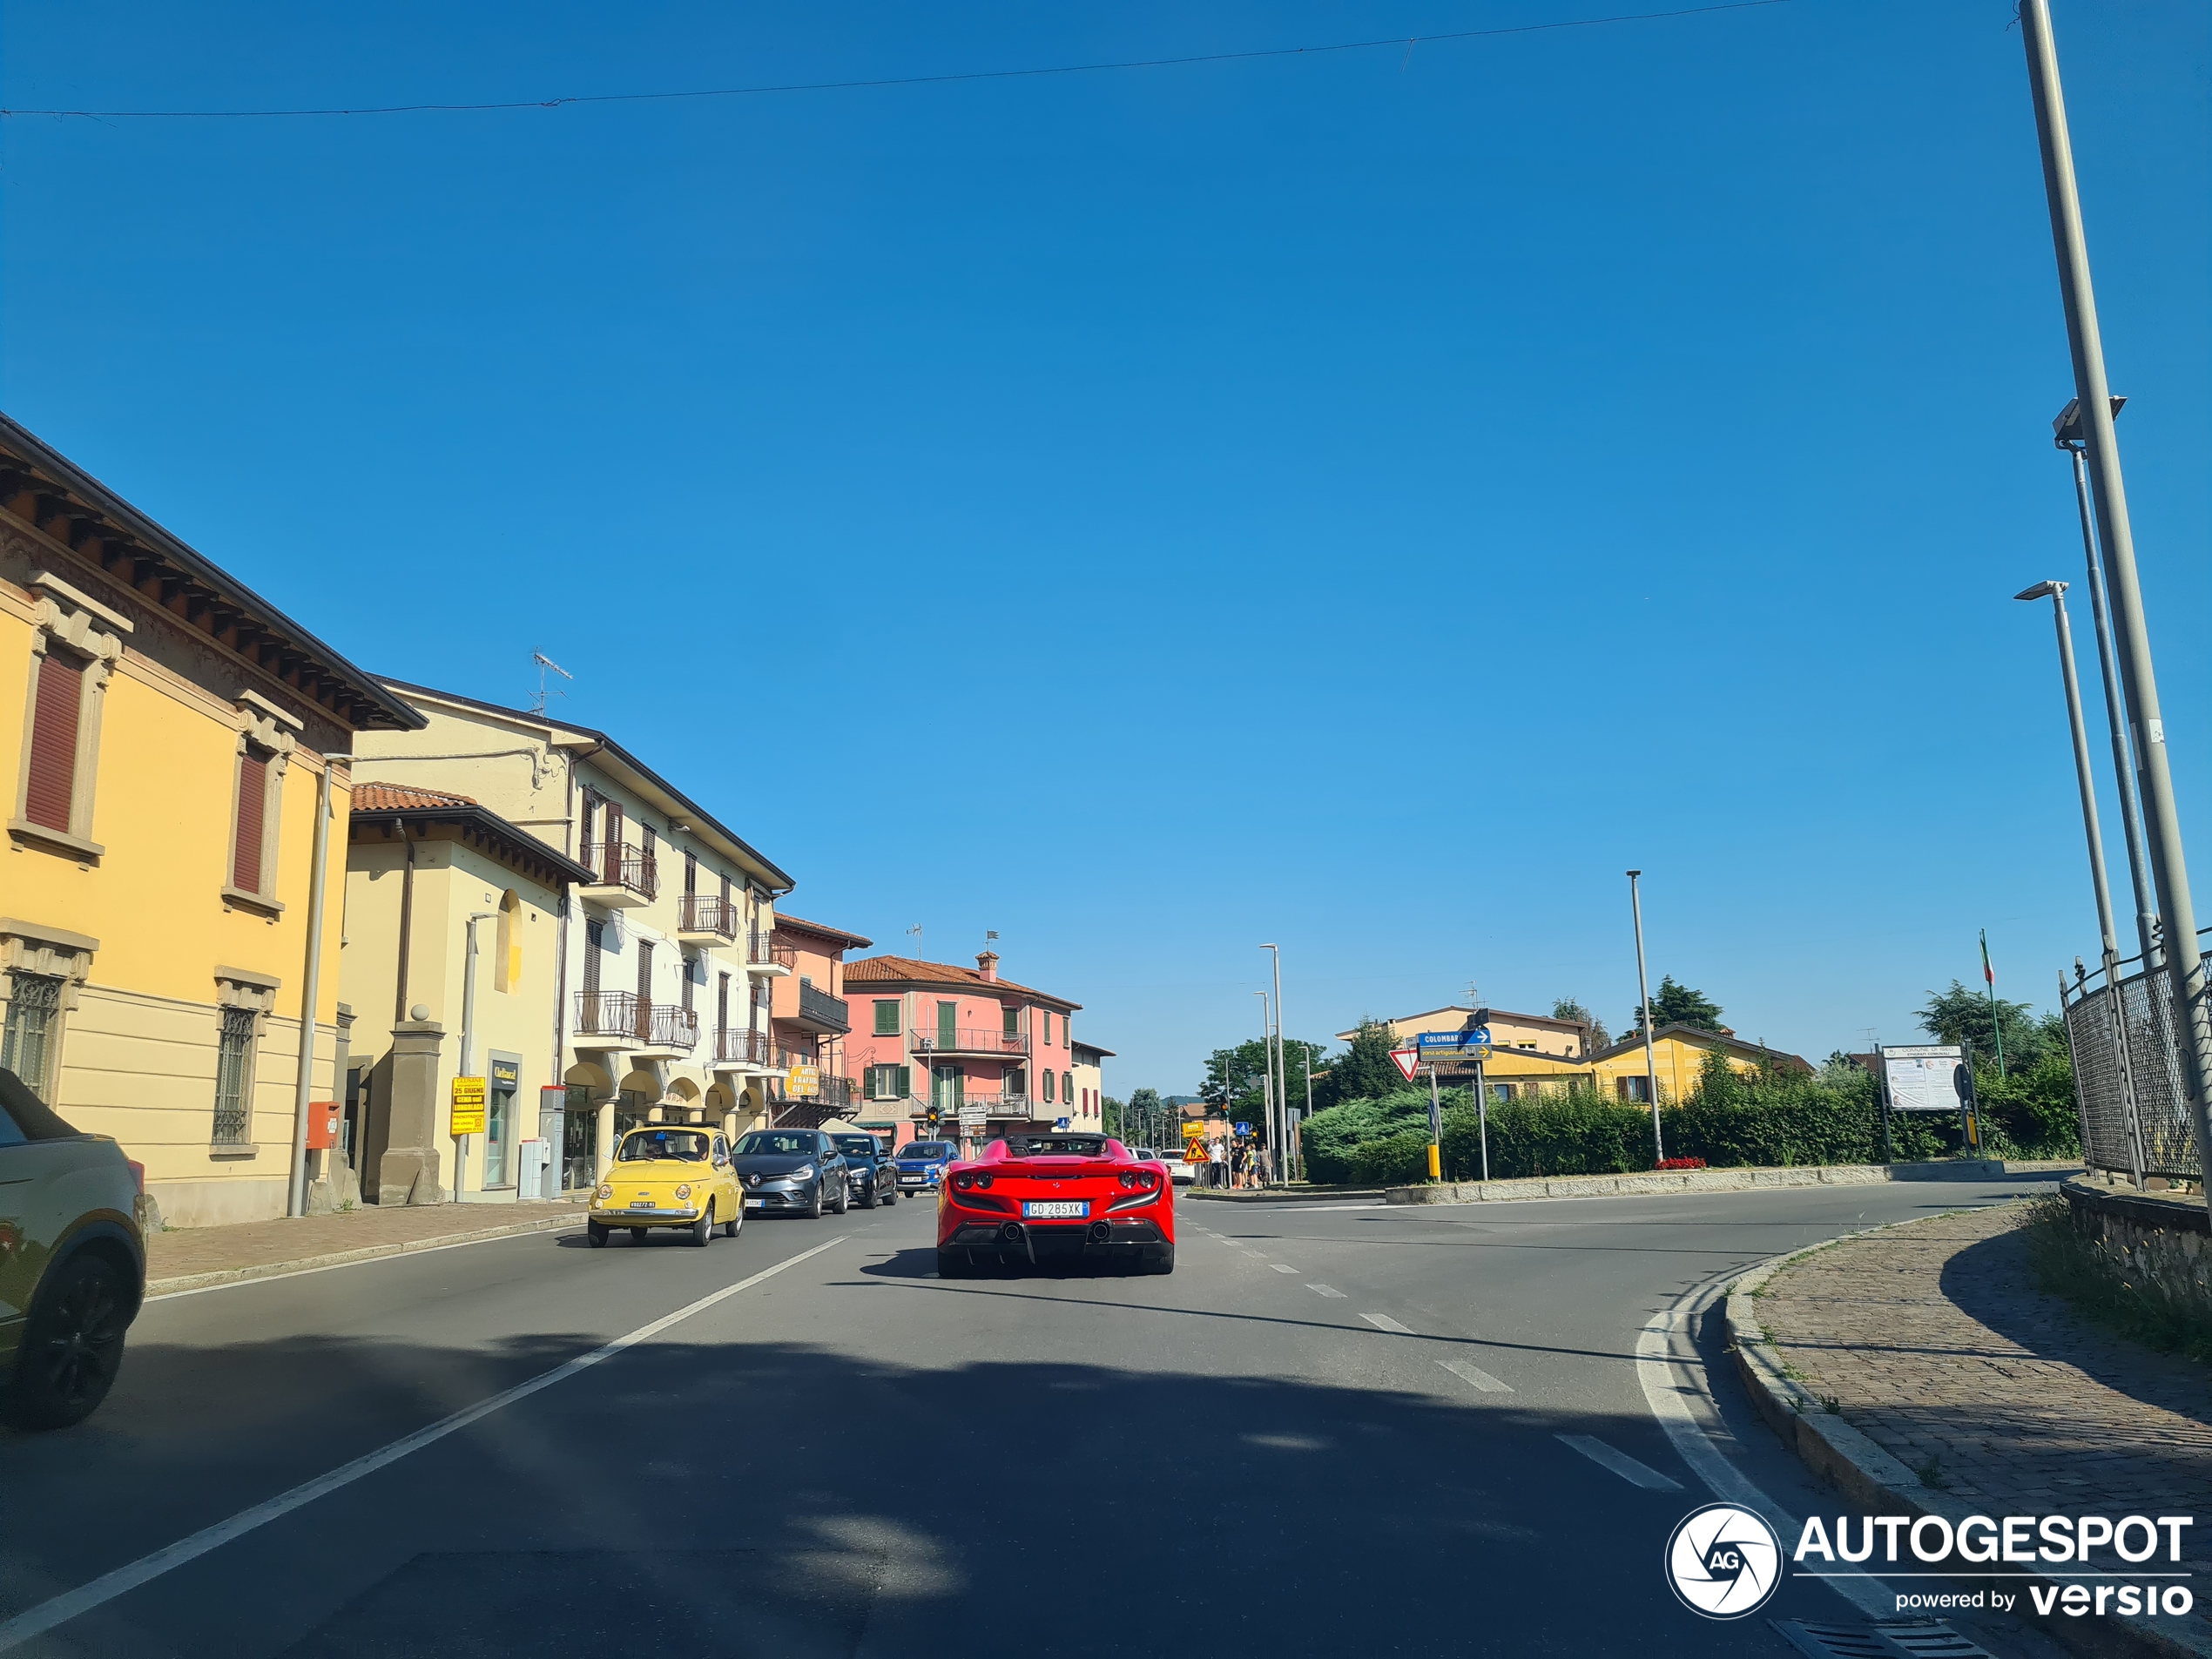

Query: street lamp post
left=1261, top=944, right=1285, bottom=1184
left=2015, top=582, right=2119, bottom=955
left=1252, top=988, right=1271, bottom=1190
left=456, top=910, right=496, bottom=1202
left=2022, top=0, right=2212, bottom=1220
left=2054, top=399, right=2159, bottom=968
left=1627, top=871, right=1664, bottom=1163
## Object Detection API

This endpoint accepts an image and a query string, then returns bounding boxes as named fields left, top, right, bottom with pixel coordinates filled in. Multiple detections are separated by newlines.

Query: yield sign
left=1390, top=1048, right=1422, bottom=1082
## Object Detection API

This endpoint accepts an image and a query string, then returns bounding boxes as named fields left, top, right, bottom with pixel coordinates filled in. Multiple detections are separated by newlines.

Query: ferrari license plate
left=1023, top=1200, right=1088, bottom=1218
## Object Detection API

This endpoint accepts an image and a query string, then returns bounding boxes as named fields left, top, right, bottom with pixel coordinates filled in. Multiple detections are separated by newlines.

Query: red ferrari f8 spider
left=936, top=1133, right=1175, bottom=1277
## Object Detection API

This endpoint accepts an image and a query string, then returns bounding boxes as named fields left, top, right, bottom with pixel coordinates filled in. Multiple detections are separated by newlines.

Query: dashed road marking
left=1308, top=1284, right=1346, bottom=1298
left=1359, top=1312, right=1413, bottom=1334
left=1269, top=1263, right=1299, bottom=1274
left=1436, top=1359, right=1512, bottom=1393
left=1555, top=1433, right=1683, bottom=1491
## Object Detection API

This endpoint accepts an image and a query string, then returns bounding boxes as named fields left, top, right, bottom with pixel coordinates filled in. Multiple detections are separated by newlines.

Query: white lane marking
left=1555, top=1433, right=1683, bottom=1491
left=1307, top=1284, right=1346, bottom=1298
left=0, top=1236, right=846, bottom=1653
left=1269, top=1263, right=1299, bottom=1274
left=1436, top=1359, right=1512, bottom=1393
left=1359, top=1312, right=1413, bottom=1334
left=1635, top=1262, right=1892, bottom=1619
left=147, top=1224, right=586, bottom=1302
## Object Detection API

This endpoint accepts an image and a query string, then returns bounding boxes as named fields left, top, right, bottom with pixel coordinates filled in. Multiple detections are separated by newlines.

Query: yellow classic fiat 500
left=587, top=1127, right=744, bottom=1247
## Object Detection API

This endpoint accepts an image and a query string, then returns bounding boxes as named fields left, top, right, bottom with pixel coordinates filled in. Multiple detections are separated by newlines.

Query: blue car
left=894, top=1138, right=959, bottom=1193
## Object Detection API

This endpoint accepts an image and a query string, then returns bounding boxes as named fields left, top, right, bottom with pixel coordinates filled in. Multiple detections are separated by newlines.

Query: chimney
left=976, top=950, right=999, bottom=982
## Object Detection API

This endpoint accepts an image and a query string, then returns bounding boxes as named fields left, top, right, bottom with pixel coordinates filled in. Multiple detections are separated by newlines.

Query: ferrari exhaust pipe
left=999, top=1222, right=1022, bottom=1242
left=1087, top=1221, right=1111, bottom=1244
left=1000, top=1221, right=1035, bottom=1264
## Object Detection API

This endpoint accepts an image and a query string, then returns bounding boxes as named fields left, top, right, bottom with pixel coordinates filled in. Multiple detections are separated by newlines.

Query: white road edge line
left=1436, top=1359, right=1512, bottom=1393
left=1359, top=1312, right=1413, bottom=1334
left=146, top=1225, right=587, bottom=1303
left=0, top=1236, right=846, bottom=1654
left=1307, top=1284, right=1345, bottom=1298
left=1268, top=1263, right=1299, bottom=1274
left=1555, top=1433, right=1683, bottom=1491
left=1634, top=1260, right=1892, bottom=1619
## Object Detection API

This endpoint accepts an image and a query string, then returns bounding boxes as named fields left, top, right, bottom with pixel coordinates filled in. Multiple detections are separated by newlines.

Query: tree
left=1917, top=981, right=2059, bottom=1073
left=1318, top=1018, right=1403, bottom=1108
left=1553, top=997, right=1610, bottom=1054
left=1634, top=975, right=1725, bottom=1034
left=1114, top=1086, right=1164, bottom=1148
left=1201, top=1037, right=1332, bottom=1137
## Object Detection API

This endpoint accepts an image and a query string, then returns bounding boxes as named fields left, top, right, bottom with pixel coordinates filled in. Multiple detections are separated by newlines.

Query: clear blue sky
left=3, top=2, right=2206, bottom=1096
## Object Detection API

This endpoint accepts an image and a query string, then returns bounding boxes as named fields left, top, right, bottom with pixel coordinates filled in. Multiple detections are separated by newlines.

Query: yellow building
left=1336, top=1005, right=1594, bottom=1060
left=339, top=783, right=595, bottom=1204
left=0, top=413, right=421, bottom=1227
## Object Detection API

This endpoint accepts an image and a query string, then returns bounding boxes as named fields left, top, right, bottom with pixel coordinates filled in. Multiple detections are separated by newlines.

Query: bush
left=1302, top=1089, right=1447, bottom=1184
left=1441, top=1090, right=1653, bottom=1179
left=1973, top=1052, right=2080, bottom=1160
left=1346, top=1130, right=1435, bottom=1186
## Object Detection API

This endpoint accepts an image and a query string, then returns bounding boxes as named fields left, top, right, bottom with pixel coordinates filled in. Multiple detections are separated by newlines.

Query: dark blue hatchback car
left=894, top=1138, right=959, bottom=1193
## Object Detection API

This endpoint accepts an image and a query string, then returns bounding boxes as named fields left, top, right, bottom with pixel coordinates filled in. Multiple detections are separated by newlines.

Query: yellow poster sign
left=451, top=1076, right=487, bottom=1136
left=786, top=1064, right=821, bottom=1098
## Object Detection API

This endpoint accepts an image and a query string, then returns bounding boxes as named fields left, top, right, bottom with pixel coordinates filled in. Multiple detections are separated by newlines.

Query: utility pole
left=1301, top=1046, right=1313, bottom=1184
left=2014, top=583, right=2118, bottom=956
left=1262, top=944, right=1285, bottom=1184
left=1627, top=871, right=1664, bottom=1163
left=2023, top=0, right=2212, bottom=1219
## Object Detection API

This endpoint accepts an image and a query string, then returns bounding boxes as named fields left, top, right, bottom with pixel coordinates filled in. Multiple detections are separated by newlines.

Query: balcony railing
left=928, top=1093, right=1032, bottom=1119
left=577, top=841, right=658, bottom=901
left=912, top=1028, right=1030, bottom=1056
left=677, top=893, right=740, bottom=941
left=794, top=981, right=851, bottom=1033
left=714, top=1028, right=772, bottom=1067
left=747, top=931, right=796, bottom=971
left=573, top=990, right=697, bottom=1049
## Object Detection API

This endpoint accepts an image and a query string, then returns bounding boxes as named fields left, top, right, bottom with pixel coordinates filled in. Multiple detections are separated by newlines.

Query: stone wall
left=2061, top=1173, right=2212, bottom=1321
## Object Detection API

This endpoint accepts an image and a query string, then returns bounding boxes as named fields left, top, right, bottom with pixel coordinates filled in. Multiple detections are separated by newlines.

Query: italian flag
left=1980, top=930, right=1995, bottom=988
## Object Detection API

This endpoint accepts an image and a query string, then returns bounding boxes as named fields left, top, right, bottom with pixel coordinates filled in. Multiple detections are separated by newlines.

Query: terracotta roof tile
left=352, top=782, right=479, bottom=812
left=842, top=954, right=1079, bottom=1010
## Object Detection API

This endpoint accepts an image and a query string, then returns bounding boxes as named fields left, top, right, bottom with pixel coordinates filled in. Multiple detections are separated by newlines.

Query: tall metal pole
left=1301, top=1047, right=1313, bottom=1184
left=1627, top=870, right=1664, bottom=1163
left=1263, top=944, right=1285, bottom=1185
left=2063, top=436, right=2160, bottom=966
left=2019, top=583, right=2117, bottom=954
left=285, top=765, right=334, bottom=1218
left=1253, top=988, right=1271, bottom=1190
left=2023, top=0, right=2212, bottom=1218
left=457, top=911, right=494, bottom=1200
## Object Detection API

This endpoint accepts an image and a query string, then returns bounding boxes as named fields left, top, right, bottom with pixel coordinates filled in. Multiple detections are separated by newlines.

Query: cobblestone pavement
left=1757, top=1202, right=2210, bottom=1561
left=145, top=1200, right=584, bottom=1287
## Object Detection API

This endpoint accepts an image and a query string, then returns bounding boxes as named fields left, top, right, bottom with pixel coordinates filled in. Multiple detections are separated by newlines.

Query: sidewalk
left=1754, top=1203, right=2211, bottom=1554
left=145, top=1201, right=585, bottom=1295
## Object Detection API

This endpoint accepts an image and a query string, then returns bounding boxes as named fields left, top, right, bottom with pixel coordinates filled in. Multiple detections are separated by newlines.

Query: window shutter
left=233, top=750, right=269, bottom=892
left=685, top=850, right=698, bottom=895
left=24, top=650, right=84, bottom=832
left=897, top=1065, right=911, bottom=1099
left=874, top=1000, right=900, bottom=1036
left=583, top=921, right=603, bottom=995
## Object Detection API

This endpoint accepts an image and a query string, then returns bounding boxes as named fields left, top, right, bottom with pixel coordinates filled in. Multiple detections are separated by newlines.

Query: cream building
left=340, top=783, right=594, bottom=1204
left=349, top=684, right=795, bottom=1183
left=0, top=413, right=421, bottom=1227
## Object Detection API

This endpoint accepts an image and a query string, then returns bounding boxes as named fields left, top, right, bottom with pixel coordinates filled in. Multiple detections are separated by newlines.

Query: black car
left=830, top=1135, right=897, bottom=1209
left=732, top=1129, right=849, bottom=1219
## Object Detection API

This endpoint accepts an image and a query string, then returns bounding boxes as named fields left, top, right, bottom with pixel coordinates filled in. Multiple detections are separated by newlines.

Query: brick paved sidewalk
left=146, top=1200, right=585, bottom=1291
left=1757, top=1203, right=2210, bottom=1561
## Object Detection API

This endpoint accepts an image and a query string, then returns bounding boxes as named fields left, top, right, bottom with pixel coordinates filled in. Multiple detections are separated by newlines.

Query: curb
left=145, top=1211, right=584, bottom=1297
left=1723, top=1222, right=2210, bottom=1659
left=1381, top=1159, right=2079, bottom=1208
left=1184, top=1187, right=1388, bottom=1204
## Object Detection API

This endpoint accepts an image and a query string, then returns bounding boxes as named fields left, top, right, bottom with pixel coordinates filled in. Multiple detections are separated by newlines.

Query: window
left=1062, top=1071, right=1073, bottom=1106
left=212, top=1005, right=258, bottom=1146
left=1615, top=1076, right=1650, bottom=1103
left=12, top=575, right=130, bottom=859
left=1001, top=1006, right=1017, bottom=1040
left=24, top=650, right=84, bottom=833
left=231, top=745, right=272, bottom=892
left=1, top=971, right=64, bottom=1098
left=583, top=919, right=604, bottom=996
left=1007, top=1069, right=1025, bottom=1097
left=867, top=1064, right=911, bottom=1101
left=1043, top=1012, right=1054, bottom=1047
left=718, top=971, right=732, bottom=1036
left=873, top=999, right=900, bottom=1036
left=1042, top=1069, right=1055, bottom=1104
left=684, top=849, right=698, bottom=895
left=936, top=1001, right=956, bottom=1048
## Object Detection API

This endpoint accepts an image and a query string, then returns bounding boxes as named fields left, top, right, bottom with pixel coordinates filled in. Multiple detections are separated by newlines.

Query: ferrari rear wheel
left=935, top=1250, right=973, bottom=1279
left=1144, top=1244, right=1176, bottom=1276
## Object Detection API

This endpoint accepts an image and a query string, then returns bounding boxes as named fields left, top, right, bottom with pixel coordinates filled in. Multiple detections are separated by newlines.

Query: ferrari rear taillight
left=1117, top=1169, right=1159, bottom=1190
left=952, top=1171, right=994, bottom=1191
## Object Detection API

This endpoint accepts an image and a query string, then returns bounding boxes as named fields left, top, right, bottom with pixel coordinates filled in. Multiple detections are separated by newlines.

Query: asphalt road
left=0, top=1173, right=2077, bottom=1657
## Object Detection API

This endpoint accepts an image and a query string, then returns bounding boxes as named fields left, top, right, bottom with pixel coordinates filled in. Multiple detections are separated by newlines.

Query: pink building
left=841, top=951, right=1092, bottom=1150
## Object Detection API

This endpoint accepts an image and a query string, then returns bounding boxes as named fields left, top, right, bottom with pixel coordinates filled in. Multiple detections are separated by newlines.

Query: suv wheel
left=0, top=1253, right=132, bottom=1431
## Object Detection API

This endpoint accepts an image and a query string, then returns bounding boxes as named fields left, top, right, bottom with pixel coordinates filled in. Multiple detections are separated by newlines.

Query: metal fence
left=2058, top=941, right=2205, bottom=1182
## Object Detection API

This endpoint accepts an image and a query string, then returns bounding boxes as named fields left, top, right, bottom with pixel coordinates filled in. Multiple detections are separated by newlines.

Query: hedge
left=1298, top=1050, right=2079, bottom=1186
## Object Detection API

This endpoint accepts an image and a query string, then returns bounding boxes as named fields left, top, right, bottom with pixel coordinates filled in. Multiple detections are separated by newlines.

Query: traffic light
left=926, top=1105, right=941, bottom=1131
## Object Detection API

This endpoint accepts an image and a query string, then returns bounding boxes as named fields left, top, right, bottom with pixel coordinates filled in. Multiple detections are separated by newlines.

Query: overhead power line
left=2, top=3, right=1788, bottom=121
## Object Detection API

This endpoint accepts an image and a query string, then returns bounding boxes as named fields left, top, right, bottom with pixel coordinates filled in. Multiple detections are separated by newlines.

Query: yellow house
left=0, top=413, right=421, bottom=1227
left=339, top=783, right=595, bottom=1204
left=1337, top=1005, right=1595, bottom=1060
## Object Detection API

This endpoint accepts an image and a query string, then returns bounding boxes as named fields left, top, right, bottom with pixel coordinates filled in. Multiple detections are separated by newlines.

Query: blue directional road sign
left=1417, top=1028, right=1491, bottom=1051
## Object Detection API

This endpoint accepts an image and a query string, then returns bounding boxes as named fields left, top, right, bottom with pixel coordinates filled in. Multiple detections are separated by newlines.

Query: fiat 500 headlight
left=595, top=1184, right=613, bottom=1202
left=675, top=1184, right=692, bottom=1200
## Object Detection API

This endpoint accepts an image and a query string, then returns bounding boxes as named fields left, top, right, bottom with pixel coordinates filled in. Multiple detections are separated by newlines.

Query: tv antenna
left=529, top=652, right=573, bottom=715
left=907, top=923, right=924, bottom=958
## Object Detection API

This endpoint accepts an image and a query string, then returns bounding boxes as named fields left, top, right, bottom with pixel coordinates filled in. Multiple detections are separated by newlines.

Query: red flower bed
left=1655, top=1157, right=1707, bottom=1171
